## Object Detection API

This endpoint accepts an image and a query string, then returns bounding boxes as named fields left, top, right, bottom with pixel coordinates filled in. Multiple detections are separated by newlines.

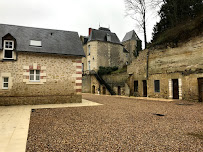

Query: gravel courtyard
left=26, top=94, right=203, bottom=151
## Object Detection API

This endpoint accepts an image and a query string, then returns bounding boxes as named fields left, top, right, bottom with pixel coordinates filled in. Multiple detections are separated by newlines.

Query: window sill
left=26, top=81, right=44, bottom=85
left=2, top=58, right=14, bottom=60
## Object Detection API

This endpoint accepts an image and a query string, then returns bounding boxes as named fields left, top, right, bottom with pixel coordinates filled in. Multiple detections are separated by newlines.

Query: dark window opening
left=134, top=81, right=138, bottom=92
left=4, top=50, right=13, bottom=58
left=154, top=80, right=160, bottom=93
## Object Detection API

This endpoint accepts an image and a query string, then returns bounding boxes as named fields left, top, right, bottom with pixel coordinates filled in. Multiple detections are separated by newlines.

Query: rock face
left=127, top=35, right=203, bottom=101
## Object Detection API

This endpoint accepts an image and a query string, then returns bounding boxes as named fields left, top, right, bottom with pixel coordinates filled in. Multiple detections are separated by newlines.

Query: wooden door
left=143, top=80, right=147, bottom=97
left=172, top=79, right=179, bottom=99
left=198, top=78, right=203, bottom=102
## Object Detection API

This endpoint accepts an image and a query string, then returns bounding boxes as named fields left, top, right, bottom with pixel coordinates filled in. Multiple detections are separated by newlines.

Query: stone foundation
left=0, top=94, right=82, bottom=106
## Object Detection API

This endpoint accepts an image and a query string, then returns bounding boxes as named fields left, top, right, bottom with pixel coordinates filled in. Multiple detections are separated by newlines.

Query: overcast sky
left=0, top=0, right=160, bottom=45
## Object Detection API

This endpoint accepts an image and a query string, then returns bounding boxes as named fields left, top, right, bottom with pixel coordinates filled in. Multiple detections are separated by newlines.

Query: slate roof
left=88, top=28, right=121, bottom=44
left=122, top=30, right=140, bottom=42
left=0, top=24, right=85, bottom=57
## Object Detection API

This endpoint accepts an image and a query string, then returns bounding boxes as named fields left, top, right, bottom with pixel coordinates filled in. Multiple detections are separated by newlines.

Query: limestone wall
left=0, top=52, right=82, bottom=105
left=82, top=75, right=91, bottom=93
left=122, top=39, right=137, bottom=63
left=82, top=41, right=128, bottom=71
left=127, top=36, right=203, bottom=101
left=102, top=73, right=129, bottom=95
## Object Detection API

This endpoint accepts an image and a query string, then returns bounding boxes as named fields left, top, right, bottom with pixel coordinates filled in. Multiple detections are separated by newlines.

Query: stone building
left=0, top=24, right=85, bottom=105
left=81, top=27, right=141, bottom=95
left=127, top=36, right=203, bottom=102
left=80, top=27, right=131, bottom=72
left=122, top=30, right=142, bottom=64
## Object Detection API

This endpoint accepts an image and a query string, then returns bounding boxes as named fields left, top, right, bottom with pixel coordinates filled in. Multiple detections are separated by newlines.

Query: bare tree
left=124, top=0, right=164, bottom=49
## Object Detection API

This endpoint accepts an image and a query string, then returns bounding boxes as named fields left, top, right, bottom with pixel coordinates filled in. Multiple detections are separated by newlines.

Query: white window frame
left=29, top=70, right=40, bottom=82
left=3, top=40, right=14, bottom=59
left=2, top=77, right=9, bottom=89
left=4, top=40, right=14, bottom=50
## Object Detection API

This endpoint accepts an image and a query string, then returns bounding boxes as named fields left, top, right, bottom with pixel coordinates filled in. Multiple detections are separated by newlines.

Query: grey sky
left=0, top=0, right=159, bottom=45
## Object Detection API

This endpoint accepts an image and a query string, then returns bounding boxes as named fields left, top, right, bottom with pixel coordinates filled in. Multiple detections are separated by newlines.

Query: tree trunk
left=143, top=10, right=147, bottom=49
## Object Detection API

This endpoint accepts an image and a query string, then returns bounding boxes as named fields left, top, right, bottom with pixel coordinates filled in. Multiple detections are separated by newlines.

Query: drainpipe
left=146, top=49, right=149, bottom=80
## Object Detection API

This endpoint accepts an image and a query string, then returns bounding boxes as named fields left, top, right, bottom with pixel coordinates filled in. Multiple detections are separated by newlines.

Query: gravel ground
left=26, top=94, right=203, bottom=151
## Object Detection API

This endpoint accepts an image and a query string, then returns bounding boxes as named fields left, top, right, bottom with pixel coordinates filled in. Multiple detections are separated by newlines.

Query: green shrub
left=98, top=66, right=118, bottom=75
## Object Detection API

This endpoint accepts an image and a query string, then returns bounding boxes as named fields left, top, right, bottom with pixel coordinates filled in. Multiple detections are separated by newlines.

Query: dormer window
left=3, top=40, right=14, bottom=59
left=107, top=33, right=111, bottom=42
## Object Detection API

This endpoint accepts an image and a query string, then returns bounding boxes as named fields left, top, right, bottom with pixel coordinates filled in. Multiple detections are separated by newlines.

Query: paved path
left=0, top=99, right=102, bottom=152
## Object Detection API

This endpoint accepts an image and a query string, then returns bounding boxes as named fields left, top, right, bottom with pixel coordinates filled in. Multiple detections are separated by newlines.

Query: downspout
left=146, top=49, right=149, bottom=80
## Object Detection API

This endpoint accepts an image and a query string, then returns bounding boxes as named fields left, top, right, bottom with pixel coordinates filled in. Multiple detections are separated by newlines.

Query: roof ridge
left=0, top=23, right=77, bottom=33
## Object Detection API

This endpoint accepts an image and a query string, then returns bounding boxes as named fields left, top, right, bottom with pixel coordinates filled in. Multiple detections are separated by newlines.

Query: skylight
left=30, top=40, right=42, bottom=47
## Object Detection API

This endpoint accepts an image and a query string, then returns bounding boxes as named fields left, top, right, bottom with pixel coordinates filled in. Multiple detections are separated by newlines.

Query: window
left=4, top=40, right=14, bottom=59
left=88, top=61, right=91, bottom=71
left=2, top=77, right=9, bottom=89
left=88, top=45, right=90, bottom=55
left=30, top=40, right=42, bottom=47
left=107, top=33, right=111, bottom=42
left=134, top=81, right=138, bottom=92
left=154, top=80, right=160, bottom=93
left=4, top=41, right=14, bottom=50
left=30, top=70, right=40, bottom=81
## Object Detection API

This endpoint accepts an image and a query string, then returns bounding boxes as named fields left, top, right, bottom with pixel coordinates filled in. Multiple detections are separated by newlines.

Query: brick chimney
left=89, top=28, right=92, bottom=36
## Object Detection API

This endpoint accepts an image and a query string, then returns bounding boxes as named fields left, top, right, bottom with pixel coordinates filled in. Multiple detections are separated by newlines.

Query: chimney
left=89, top=28, right=92, bottom=36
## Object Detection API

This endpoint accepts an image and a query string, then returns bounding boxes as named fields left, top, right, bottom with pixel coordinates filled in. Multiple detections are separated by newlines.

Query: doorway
left=92, top=85, right=95, bottom=94
left=172, top=79, right=179, bottom=99
left=118, top=86, right=121, bottom=95
left=198, top=78, right=203, bottom=102
left=143, top=80, right=147, bottom=97
left=103, top=87, right=106, bottom=95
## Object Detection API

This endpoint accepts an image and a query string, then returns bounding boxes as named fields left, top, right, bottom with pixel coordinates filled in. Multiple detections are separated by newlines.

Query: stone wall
left=90, top=75, right=110, bottom=95
left=97, top=41, right=127, bottom=69
left=127, top=36, right=203, bottom=101
left=82, top=75, right=91, bottom=93
left=122, top=39, right=137, bottom=63
left=0, top=52, right=82, bottom=105
left=82, top=41, right=128, bottom=71
left=102, top=73, right=129, bottom=95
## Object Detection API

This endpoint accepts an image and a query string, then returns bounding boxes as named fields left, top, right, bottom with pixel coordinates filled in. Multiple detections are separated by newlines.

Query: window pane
left=36, top=70, right=40, bottom=74
left=4, top=50, right=13, bottom=58
left=36, top=75, right=40, bottom=80
left=30, top=75, right=34, bottom=80
left=4, top=77, right=9, bottom=82
left=30, top=70, right=34, bottom=74
left=9, top=42, right=13, bottom=48
left=154, top=80, right=160, bottom=92
left=3, top=83, right=8, bottom=88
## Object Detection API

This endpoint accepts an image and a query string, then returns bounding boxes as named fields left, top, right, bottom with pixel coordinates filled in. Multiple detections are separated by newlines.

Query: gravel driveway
left=26, top=94, right=203, bottom=151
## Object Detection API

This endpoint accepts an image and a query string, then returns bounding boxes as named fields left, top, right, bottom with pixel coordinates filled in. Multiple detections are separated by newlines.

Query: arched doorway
left=92, top=85, right=95, bottom=94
